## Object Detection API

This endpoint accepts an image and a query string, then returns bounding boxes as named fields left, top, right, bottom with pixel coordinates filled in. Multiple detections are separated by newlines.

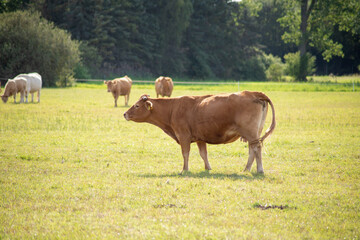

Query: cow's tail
left=250, top=93, right=276, bottom=146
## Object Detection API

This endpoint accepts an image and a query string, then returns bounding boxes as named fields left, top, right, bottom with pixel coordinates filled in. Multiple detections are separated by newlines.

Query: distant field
left=76, top=74, right=360, bottom=92
left=0, top=83, right=359, bottom=239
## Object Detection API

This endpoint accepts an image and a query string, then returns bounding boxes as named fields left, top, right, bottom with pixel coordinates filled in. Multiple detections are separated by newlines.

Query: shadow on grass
left=137, top=171, right=265, bottom=181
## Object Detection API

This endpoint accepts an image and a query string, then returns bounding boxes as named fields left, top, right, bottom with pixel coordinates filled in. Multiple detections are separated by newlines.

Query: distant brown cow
left=155, top=76, right=173, bottom=98
left=1, top=78, right=27, bottom=103
left=124, top=91, right=276, bottom=174
left=104, top=76, right=132, bottom=107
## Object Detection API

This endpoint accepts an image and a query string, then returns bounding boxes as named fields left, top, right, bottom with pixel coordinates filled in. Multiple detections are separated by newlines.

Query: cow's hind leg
left=197, top=141, right=212, bottom=170
left=125, top=95, right=129, bottom=106
left=254, top=143, right=264, bottom=173
left=245, top=143, right=264, bottom=173
left=244, top=143, right=255, bottom=172
left=38, top=90, right=40, bottom=103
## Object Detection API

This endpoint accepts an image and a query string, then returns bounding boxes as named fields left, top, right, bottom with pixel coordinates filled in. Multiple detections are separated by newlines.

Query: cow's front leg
left=13, top=94, right=17, bottom=103
left=20, top=91, right=25, bottom=103
left=179, top=139, right=191, bottom=174
left=197, top=141, right=211, bottom=170
left=114, top=96, right=118, bottom=107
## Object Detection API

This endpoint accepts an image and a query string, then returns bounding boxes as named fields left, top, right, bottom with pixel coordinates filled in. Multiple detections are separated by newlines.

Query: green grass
left=1, top=82, right=359, bottom=239
left=76, top=74, right=360, bottom=92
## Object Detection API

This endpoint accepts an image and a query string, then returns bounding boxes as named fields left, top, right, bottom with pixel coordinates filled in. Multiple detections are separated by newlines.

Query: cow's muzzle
left=123, top=112, right=129, bottom=121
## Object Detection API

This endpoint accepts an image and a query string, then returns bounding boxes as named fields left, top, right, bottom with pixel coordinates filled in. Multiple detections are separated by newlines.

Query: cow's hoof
left=179, top=170, right=188, bottom=175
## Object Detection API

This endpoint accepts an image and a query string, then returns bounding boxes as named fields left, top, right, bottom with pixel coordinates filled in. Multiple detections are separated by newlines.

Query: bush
left=263, top=54, right=284, bottom=81
left=237, top=54, right=267, bottom=81
left=263, top=54, right=282, bottom=69
left=284, top=52, right=316, bottom=81
left=74, top=63, right=91, bottom=80
left=0, top=10, right=80, bottom=87
left=266, top=63, right=284, bottom=81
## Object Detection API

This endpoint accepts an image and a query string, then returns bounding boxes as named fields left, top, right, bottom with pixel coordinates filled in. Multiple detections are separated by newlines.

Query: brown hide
left=155, top=76, right=173, bottom=98
left=1, top=78, right=27, bottom=103
left=124, top=91, right=276, bottom=174
left=104, top=76, right=132, bottom=107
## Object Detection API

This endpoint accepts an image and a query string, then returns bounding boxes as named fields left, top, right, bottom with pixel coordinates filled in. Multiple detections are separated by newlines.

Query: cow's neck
left=146, top=98, right=173, bottom=128
left=146, top=98, right=178, bottom=142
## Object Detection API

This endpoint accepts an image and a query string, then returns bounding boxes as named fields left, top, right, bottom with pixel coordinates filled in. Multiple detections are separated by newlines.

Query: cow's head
left=104, top=80, right=117, bottom=92
left=124, top=94, right=153, bottom=122
left=1, top=95, right=8, bottom=103
left=1, top=80, right=14, bottom=103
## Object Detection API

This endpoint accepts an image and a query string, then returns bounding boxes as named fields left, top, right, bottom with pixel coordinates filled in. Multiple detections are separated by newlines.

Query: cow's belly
left=193, top=127, right=241, bottom=144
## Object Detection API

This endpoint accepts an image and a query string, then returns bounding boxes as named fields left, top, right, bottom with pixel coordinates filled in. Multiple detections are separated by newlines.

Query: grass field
left=1, top=81, right=359, bottom=239
left=78, top=74, right=360, bottom=92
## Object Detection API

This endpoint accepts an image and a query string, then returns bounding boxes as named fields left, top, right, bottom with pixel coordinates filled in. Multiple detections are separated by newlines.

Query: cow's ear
left=145, top=101, right=153, bottom=111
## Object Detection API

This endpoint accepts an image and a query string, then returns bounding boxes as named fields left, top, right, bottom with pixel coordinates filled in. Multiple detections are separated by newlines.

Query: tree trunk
left=298, top=0, right=316, bottom=82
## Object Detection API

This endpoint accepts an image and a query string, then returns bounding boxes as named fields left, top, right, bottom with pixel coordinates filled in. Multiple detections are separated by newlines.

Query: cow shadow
left=137, top=171, right=265, bottom=181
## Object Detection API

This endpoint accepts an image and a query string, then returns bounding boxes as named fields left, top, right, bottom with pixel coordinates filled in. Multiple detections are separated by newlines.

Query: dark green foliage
left=0, top=10, right=80, bottom=86
left=254, top=0, right=297, bottom=58
left=185, top=0, right=267, bottom=80
left=279, top=0, right=360, bottom=80
left=31, top=0, right=268, bottom=80
left=0, top=0, right=29, bottom=13
left=1, top=0, right=359, bottom=82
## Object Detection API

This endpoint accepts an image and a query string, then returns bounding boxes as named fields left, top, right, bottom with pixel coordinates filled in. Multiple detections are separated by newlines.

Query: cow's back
left=163, top=78, right=173, bottom=97
left=16, top=73, right=42, bottom=92
left=171, top=92, right=266, bottom=144
left=114, top=78, right=132, bottom=95
left=155, top=79, right=161, bottom=93
left=15, top=78, right=27, bottom=92
left=155, top=77, right=173, bottom=97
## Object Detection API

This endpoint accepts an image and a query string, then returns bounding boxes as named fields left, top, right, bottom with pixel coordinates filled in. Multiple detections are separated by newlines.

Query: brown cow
left=155, top=76, right=173, bottom=98
left=104, top=75, right=132, bottom=107
left=1, top=78, right=27, bottom=103
left=124, top=91, right=276, bottom=174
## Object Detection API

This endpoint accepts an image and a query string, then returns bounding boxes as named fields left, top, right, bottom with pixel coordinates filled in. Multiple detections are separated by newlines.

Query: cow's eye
left=135, top=104, right=139, bottom=108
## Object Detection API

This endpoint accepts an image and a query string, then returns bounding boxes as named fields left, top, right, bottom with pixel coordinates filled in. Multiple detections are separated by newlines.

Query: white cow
left=1, top=77, right=27, bottom=103
left=15, top=73, right=42, bottom=103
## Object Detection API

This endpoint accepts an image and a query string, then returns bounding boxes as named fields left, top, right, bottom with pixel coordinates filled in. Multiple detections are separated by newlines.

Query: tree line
left=0, top=0, right=359, bottom=86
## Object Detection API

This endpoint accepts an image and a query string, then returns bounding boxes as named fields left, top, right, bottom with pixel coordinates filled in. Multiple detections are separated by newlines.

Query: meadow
left=0, top=79, right=359, bottom=239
